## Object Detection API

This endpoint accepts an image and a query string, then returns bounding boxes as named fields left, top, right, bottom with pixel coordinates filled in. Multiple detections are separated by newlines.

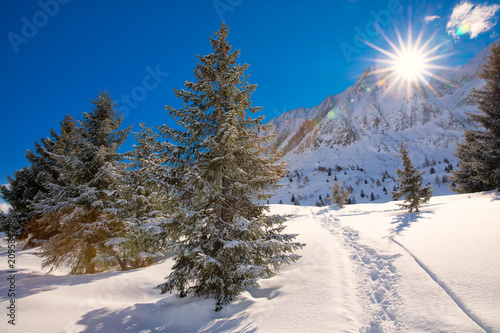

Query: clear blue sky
left=1, top=0, right=499, bottom=185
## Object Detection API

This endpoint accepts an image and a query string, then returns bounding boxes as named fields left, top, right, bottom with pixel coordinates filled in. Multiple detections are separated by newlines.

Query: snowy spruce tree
left=27, top=91, right=146, bottom=274
left=452, top=43, right=500, bottom=192
left=391, top=140, right=433, bottom=213
left=0, top=167, right=39, bottom=236
left=155, top=24, right=305, bottom=311
left=451, top=131, right=489, bottom=193
left=119, top=123, right=177, bottom=260
left=0, top=115, right=78, bottom=240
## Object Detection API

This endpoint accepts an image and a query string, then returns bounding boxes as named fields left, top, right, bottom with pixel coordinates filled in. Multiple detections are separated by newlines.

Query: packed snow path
left=1, top=192, right=499, bottom=332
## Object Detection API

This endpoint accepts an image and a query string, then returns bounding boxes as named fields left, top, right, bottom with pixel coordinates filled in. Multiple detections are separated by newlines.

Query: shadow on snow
left=75, top=286, right=281, bottom=333
left=388, top=210, right=435, bottom=237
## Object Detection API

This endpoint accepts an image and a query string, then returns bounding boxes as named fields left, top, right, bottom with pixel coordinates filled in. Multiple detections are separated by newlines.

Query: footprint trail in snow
left=319, top=211, right=404, bottom=332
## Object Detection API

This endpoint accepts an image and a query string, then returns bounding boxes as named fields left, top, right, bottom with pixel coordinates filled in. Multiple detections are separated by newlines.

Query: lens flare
left=327, top=107, right=341, bottom=119
left=455, top=24, right=470, bottom=36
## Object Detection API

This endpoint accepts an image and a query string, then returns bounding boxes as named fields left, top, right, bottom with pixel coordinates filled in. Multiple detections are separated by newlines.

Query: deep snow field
left=1, top=191, right=499, bottom=332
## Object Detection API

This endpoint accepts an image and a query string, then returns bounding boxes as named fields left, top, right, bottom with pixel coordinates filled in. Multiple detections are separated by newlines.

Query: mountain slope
left=264, top=40, right=498, bottom=204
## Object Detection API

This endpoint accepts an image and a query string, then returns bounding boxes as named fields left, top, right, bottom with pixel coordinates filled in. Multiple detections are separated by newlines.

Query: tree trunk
left=83, top=245, right=97, bottom=274
left=215, top=81, right=223, bottom=222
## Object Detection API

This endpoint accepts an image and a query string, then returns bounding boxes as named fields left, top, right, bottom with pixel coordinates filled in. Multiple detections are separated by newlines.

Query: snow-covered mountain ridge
left=264, top=40, right=498, bottom=205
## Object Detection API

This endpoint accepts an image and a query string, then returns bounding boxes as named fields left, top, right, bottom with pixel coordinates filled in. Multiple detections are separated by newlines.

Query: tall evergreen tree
left=391, top=140, right=433, bottom=212
left=154, top=24, right=304, bottom=311
left=451, top=131, right=489, bottom=193
left=452, top=43, right=500, bottom=191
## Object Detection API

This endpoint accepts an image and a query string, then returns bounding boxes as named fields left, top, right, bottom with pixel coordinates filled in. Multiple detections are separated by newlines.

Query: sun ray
left=423, top=53, right=454, bottom=63
left=381, top=72, right=404, bottom=98
left=413, top=29, right=425, bottom=53
left=420, top=41, right=450, bottom=59
left=377, top=25, right=403, bottom=57
left=421, top=64, right=449, bottom=70
left=408, top=22, right=413, bottom=51
left=416, top=72, right=439, bottom=96
left=370, top=66, right=398, bottom=75
left=361, top=39, right=399, bottom=60
left=420, top=69, right=455, bottom=87
left=396, top=28, right=406, bottom=54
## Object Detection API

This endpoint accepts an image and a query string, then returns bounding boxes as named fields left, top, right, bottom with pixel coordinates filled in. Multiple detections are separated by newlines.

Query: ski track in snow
left=390, top=236, right=490, bottom=333
left=317, top=210, right=404, bottom=332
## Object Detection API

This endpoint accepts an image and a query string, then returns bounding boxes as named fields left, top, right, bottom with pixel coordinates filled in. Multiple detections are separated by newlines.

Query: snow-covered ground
left=1, top=191, right=499, bottom=332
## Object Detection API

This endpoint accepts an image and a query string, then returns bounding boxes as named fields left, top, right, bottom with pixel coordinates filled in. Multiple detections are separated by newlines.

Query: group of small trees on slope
left=0, top=24, right=304, bottom=310
left=326, top=140, right=433, bottom=213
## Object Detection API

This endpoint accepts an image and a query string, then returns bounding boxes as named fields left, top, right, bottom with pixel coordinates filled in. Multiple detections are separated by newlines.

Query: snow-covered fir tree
left=119, top=123, right=177, bottom=260
left=0, top=115, right=78, bottom=240
left=0, top=167, right=39, bottom=235
left=27, top=91, right=147, bottom=274
left=452, top=43, right=500, bottom=192
left=391, top=140, right=433, bottom=213
left=451, top=131, right=489, bottom=193
left=154, top=24, right=305, bottom=311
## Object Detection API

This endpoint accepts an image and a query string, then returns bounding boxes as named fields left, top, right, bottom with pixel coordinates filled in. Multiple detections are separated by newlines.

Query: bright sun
left=395, top=51, right=425, bottom=81
left=360, top=26, right=453, bottom=96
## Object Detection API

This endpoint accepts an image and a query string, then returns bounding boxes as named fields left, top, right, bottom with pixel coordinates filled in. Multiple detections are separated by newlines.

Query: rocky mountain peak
left=264, top=40, right=497, bottom=176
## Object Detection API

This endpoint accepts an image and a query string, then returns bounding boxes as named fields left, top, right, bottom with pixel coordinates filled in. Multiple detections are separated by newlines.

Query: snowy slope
left=271, top=153, right=455, bottom=206
left=1, top=191, right=498, bottom=332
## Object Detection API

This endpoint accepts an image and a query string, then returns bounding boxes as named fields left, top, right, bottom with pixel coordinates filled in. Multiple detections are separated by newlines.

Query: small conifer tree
left=329, top=181, right=351, bottom=208
left=391, top=140, right=433, bottom=212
